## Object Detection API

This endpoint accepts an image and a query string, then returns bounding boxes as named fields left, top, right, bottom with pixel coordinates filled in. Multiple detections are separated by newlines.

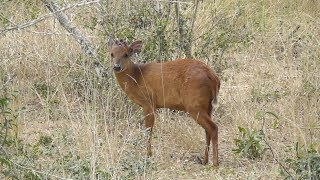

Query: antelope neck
left=114, top=62, right=141, bottom=85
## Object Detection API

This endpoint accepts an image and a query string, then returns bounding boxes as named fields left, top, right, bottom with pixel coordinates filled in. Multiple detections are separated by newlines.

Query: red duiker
left=108, top=39, right=220, bottom=166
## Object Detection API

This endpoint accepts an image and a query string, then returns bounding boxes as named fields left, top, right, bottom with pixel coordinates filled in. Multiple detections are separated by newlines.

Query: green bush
left=233, top=126, right=266, bottom=159
left=282, top=143, right=320, bottom=180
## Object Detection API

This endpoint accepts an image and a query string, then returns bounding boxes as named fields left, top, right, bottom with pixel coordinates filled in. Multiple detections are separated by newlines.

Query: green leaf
left=0, top=97, right=10, bottom=108
left=244, top=141, right=252, bottom=153
left=265, top=111, right=279, bottom=119
left=272, top=119, right=279, bottom=129
left=0, top=157, right=12, bottom=169
left=255, top=111, right=264, bottom=120
left=238, top=126, right=246, bottom=134
left=234, top=139, right=241, bottom=144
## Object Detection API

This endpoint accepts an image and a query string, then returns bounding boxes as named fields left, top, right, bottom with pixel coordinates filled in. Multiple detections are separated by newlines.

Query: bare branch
left=155, top=0, right=192, bottom=4
left=264, top=139, right=294, bottom=179
left=0, top=1, right=99, bottom=35
left=42, top=0, right=108, bottom=79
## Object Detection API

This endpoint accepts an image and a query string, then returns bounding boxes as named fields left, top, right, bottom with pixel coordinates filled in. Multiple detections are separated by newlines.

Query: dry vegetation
left=0, top=0, right=319, bottom=179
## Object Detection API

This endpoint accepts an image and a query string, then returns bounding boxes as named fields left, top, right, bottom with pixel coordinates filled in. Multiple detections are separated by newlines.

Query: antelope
left=108, top=39, right=220, bottom=166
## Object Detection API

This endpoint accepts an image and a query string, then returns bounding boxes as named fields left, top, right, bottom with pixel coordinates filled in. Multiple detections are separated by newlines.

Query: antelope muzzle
left=113, top=63, right=122, bottom=72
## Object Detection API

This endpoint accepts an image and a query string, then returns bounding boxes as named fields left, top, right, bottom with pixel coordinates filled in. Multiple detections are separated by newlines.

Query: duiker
left=109, top=39, right=220, bottom=166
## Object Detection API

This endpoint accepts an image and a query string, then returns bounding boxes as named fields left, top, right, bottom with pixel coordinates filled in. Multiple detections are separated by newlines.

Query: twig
left=264, top=139, right=294, bottom=179
left=21, top=30, right=73, bottom=36
left=258, top=111, right=293, bottom=178
left=157, top=0, right=193, bottom=4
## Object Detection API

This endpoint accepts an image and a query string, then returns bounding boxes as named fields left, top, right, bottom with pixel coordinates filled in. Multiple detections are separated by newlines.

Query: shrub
left=233, top=126, right=266, bottom=159
left=282, top=143, right=320, bottom=180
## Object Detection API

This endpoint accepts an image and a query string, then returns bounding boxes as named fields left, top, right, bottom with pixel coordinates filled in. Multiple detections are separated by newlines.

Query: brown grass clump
left=0, top=0, right=319, bottom=179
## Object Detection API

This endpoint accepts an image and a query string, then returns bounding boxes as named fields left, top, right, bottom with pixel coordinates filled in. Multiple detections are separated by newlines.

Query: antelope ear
left=107, top=36, right=115, bottom=49
left=129, top=40, right=143, bottom=54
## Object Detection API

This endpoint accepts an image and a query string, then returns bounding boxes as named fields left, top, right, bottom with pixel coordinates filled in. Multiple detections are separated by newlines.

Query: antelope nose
left=113, top=64, right=121, bottom=72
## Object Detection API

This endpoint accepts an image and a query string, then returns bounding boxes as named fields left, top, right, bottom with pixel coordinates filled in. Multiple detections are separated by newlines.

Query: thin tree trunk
left=174, top=1, right=192, bottom=58
left=189, top=0, right=201, bottom=54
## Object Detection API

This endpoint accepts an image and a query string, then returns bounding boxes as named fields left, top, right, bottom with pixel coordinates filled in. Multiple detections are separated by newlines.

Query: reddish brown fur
left=109, top=39, right=220, bottom=166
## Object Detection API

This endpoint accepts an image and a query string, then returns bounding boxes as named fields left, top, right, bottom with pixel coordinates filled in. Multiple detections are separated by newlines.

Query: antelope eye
left=111, top=53, right=114, bottom=57
left=124, top=53, right=128, bottom=58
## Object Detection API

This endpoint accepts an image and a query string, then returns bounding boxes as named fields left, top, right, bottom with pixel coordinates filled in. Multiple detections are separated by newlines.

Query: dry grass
left=0, top=0, right=319, bottom=179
